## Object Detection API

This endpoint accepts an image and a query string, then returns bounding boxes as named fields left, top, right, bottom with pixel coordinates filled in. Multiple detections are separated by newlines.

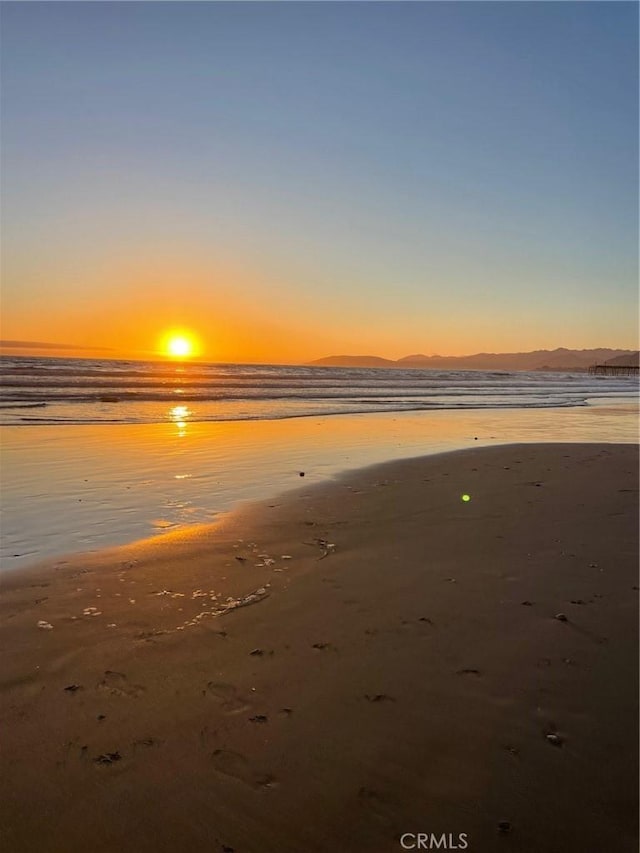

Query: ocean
left=1, top=355, right=638, bottom=425
left=1, top=355, right=638, bottom=571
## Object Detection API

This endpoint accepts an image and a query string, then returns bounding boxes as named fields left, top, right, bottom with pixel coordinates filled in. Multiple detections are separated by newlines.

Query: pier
left=589, top=364, right=639, bottom=377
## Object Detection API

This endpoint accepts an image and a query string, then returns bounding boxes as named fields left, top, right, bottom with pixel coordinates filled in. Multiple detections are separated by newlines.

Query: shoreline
left=3, top=437, right=637, bottom=584
left=1, top=442, right=638, bottom=852
left=2, top=403, right=638, bottom=572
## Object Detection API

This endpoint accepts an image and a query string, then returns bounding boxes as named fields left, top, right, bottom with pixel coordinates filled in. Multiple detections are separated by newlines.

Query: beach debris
left=248, top=714, right=268, bottom=724
left=281, top=555, right=292, bottom=560
left=83, top=606, right=102, bottom=617
left=521, top=600, right=533, bottom=606
left=37, top=620, right=54, bottom=630
left=569, top=599, right=586, bottom=605
left=365, top=694, right=395, bottom=703
left=299, top=471, right=305, bottom=477
left=419, top=616, right=433, bottom=624
left=174, top=588, right=269, bottom=631
left=497, top=821, right=512, bottom=834
left=312, top=642, right=330, bottom=650
left=588, top=562, right=598, bottom=568
left=221, top=845, right=236, bottom=853
left=192, top=590, right=210, bottom=599
left=280, top=707, right=293, bottom=716
left=153, top=589, right=185, bottom=598
left=215, top=587, right=270, bottom=617
left=456, top=668, right=481, bottom=676
left=134, top=737, right=161, bottom=748
left=305, top=538, right=336, bottom=560
left=93, top=751, right=122, bottom=765
left=64, top=684, right=82, bottom=693
left=249, top=648, right=264, bottom=656
left=554, top=613, right=568, bottom=622
left=234, top=556, right=247, bottom=563
left=97, top=715, right=106, bottom=721
left=545, top=732, right=564, bottom=747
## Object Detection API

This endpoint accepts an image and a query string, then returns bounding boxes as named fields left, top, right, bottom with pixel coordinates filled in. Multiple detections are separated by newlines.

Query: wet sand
left=1, top=443, right=638, bottom=852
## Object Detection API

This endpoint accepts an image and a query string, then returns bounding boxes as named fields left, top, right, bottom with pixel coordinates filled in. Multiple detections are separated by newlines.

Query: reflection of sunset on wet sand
left=169, top=405, right=191, bottom=437
left=2, top=404, right=637, bottom=571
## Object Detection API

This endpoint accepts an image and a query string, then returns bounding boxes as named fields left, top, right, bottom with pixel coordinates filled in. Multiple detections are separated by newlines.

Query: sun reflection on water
left=169, top=405, right=192, bottom=437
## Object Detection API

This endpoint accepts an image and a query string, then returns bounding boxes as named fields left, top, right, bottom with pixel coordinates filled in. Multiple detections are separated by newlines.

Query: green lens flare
left=461, top=494, right=471, bottom=502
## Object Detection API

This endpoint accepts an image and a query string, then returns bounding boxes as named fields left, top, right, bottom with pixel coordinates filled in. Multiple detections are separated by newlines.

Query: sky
left=1, top=1, right=638, bottom=363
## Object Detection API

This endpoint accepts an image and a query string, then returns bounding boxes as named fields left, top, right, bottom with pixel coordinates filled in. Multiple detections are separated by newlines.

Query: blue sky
left=1, top=1, right=638, bottom=361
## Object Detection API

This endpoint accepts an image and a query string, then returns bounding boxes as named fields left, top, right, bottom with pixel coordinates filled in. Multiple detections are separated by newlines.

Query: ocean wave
left=0, top=354, right=636, bottom=426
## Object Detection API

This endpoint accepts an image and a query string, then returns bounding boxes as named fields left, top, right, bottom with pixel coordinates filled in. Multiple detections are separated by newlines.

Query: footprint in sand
left=135, top=630, right=170, bottom=643
left=97, top=670, right=145, bottom=698
left=93, top=751, right=122, bottom=766
left=204, top=682, right=251, bottom=715
left=210, top=748, right=277, bottom=789
left=357, top=787, right=397, bottom=828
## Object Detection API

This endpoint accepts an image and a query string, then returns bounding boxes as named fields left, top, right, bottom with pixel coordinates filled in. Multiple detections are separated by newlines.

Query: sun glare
left=160, top=330, right=200, bottom=360
left=168, top=336, right=191, bottom=357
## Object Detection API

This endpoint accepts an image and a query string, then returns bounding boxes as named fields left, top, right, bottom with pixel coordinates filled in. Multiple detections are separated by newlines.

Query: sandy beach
left=1, top=442, right=637, bottom=853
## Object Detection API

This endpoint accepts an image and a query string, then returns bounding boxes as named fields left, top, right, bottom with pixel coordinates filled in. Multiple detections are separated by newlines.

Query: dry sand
left=1, top=443, right=638, bottom=853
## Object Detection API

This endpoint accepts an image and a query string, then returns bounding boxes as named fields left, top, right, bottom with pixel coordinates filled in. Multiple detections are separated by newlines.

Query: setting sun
left=160, top=330, right=200, bottom=359
left=168, top=336, right=191, bottom=357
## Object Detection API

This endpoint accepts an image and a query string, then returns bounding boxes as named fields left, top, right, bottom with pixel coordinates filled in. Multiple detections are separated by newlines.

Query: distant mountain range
left=603, top=351, right=640, bottom=367
left=310, top=348, right=640, bottom=371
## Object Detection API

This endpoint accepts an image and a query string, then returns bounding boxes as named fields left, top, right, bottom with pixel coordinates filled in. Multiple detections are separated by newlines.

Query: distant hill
left=603, top=351, right=639, bottom=367
left=310, top=348, right=637, bottom=371
left=310, top=355, right=397, bottom=367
